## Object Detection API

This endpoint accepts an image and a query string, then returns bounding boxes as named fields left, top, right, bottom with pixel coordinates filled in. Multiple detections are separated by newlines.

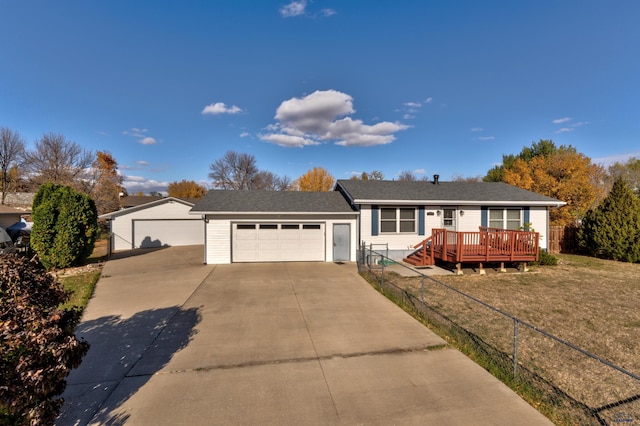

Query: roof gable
left=100, top=197, right=195, bottom=219
left=191, top=190, right=357, bottom=214
left=335, top=179, right=565, bottom=206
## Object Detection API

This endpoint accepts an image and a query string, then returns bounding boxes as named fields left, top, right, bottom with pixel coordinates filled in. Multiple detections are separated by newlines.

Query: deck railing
left=431, top=227, right=539, bottom=263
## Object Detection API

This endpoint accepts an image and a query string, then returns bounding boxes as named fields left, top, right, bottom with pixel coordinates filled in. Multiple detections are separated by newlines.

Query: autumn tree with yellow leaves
left=168, top=179, right=207, bottom=199
left=293, top=167, right=335, bottom=191
left=485, top=140, right=607, bottom=226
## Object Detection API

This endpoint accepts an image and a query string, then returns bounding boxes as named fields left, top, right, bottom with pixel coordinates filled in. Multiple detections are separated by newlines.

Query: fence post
left=513, top=319, right=519, bottom=377
left=420, top=275, right=425, bottom=316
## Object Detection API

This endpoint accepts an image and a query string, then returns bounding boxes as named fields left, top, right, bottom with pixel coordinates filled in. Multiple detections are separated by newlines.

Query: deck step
left=403, top=252, right=434, bottom=266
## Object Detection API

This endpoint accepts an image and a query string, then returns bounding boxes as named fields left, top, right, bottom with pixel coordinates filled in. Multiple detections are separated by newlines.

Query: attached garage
left=232, top=223, right=325, bottom=262
left=100, top=197, right=204, bottom=252
left=190, top=190, right=358, bottom=264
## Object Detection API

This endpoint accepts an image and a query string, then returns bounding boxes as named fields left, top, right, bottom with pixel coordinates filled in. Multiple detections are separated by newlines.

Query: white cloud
left=321, top=8, right=336, bottom=17
left=478, top=136, right=495, bottom=140
left=239, top=132, right=250, bottom=138
left=424, top=97, right=433, bottom=104
left=280, top=0, right=306, bottom=17
left=136, top=160, right=149, bottom=166
left=403, top=114, right=415, bottom=120
left=201, top=102, right=243, bottom=115
left=123, top=128, right=158, bottom=145
left=123, top=175, right=170, bottom=194
left=258, top=133, right=320, bottom=148
left=404, top=102, right=422, bottom=108
left=592, top=151, right=640, bottom=167
left=140, top=137, right=157, bottom=145
left=414, top=168, right=426, bottom=174
left=552, top=117, right=589, bottom=133
left=260, top=89, right=409, bottom=148
left=471, top=127, right=483, bottom=132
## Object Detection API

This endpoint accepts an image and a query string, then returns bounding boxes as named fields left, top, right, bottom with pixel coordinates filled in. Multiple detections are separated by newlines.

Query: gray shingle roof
left=336, top=180, right=565, bottom=205
left=191, top=190, right=357, bottom=213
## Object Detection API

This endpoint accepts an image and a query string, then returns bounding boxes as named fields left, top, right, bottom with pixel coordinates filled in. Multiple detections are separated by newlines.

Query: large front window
left=489, top=208, right=522, bottom=230
left=381, top=208, right=416, bottom=233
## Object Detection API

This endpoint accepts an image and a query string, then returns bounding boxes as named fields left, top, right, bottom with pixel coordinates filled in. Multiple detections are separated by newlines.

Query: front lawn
left=366, top=254, right=640, bottom=425
left=58, top=270, right=101, bottom=310
left=57, top=239, right=108, bottom=311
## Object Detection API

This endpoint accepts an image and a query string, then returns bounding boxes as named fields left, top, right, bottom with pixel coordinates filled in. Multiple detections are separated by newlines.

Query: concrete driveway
left=59, top=246, right=551, bottom=425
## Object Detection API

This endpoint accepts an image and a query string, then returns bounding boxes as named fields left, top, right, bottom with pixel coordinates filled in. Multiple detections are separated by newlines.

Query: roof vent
left=433, top=174, right=440, bottom=185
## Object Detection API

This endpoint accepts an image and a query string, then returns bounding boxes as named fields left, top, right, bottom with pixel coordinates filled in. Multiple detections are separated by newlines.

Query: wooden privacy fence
left=548, top=226, right=579, bottom=254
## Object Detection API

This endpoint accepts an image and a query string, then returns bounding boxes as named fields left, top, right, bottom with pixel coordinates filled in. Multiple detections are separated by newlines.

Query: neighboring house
left=0, top=192, right=34, bottom=209
left=190, top=190, right=359, bottom=264
left=335, top=177, right=566, bottom=260
left=0, top=205, right=30, bottom=229
left=100, top=197, right=204, bottom=252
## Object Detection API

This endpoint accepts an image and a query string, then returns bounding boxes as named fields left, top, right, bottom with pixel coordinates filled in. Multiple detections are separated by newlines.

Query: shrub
left=578, top=177, right=640, bottom=262
left=0, top=254, right=89, bottom=425
left=31, top=183, right=99, bottom=269
left=536, top=249, right=558, bottom=266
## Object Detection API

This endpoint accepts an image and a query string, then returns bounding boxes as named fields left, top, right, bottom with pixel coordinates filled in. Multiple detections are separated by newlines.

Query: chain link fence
left=358, top=246, right=639, bottom=425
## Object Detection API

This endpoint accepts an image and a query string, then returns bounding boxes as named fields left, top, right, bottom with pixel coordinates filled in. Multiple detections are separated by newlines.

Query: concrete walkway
left=59, top=246, right=552, bottom=425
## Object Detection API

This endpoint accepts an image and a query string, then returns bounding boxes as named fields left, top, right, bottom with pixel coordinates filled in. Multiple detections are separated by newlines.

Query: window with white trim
left=380, top=207, right=416, bottom=233
left=488, top=208, right=522, bottom=230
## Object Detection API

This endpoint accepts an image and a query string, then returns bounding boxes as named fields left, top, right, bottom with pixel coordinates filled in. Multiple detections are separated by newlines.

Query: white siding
left=206, top=219, right=231, bottom=264
left=204, top=215, right=357, bottom=264
left=359, top=204, right=551, bottom=256
left=360, top=205, right=439, bottom=251
left=457, top=206, right=482, bottom=232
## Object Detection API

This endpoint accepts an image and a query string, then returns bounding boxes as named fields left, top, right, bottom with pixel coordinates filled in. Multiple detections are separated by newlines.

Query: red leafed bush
left=1, top=254, right=89, bottom=425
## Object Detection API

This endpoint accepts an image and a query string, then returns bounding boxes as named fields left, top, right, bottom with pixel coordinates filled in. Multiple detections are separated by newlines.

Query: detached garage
left=100, top=197, right=204, bottom=252
left=190, top=190, right=358, bottom=264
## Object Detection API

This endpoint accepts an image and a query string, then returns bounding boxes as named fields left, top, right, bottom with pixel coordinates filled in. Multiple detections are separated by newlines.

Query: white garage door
left=133, top=219, right=204, bottom=248
left=232, top=223, right=325, bottom=262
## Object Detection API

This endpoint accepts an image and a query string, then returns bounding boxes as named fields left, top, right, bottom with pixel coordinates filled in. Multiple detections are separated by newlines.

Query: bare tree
left=209, top=151, right=288, bottom=190
left=350, top=170, right=385, bottom=180
left=23, top=132, right=93, bottom=189
left=253, top=171, right=292, bottom=191
left=397, top=170, right=417, bottom=181
left=88, top=151, right=125, bottom=214
left=450, top=174, right=483, bottom=182
left=0, top=127, right=26, bottom=204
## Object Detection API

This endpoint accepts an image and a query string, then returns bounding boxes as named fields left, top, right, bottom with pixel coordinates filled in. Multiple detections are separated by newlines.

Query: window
left=281, top=224, right=299, bottom=230
left=303, top=224, right=321, bottom=230
left=259, top=224, right=278, bottom=230
left=380, top=207, right=416, bottom=233
left=489, top=208, right=521, bottom=230
left=236, top=224, right=256, bottom=230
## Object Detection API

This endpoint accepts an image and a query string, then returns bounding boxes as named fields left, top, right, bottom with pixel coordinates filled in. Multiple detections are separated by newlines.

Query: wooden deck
left=404, top=227, right=539, bottom=269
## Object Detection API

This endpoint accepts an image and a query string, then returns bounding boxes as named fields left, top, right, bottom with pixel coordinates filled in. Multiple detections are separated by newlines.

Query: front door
left=333, top=224, right=350, bottom=261
left=442, top=209, right=456, bottom=231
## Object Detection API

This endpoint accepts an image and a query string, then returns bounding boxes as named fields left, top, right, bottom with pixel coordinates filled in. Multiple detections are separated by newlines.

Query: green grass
left=58, top=270, right=101, bottom=311
left=556, top=253, right=607, bottom=269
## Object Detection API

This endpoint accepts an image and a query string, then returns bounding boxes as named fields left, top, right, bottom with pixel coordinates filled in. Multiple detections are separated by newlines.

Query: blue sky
left=1, top=1, right=639, bottom=193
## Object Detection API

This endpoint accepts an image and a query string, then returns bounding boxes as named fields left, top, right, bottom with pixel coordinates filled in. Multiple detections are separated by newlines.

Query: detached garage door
left=133, top=219, right=204, bottom=248
left=233, top=223, right=325, bottom=262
